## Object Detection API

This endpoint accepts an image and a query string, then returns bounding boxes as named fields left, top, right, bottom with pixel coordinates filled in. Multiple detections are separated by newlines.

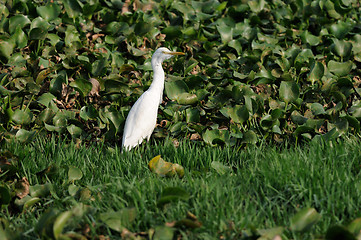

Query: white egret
left=122, top=47, right=185, bottom=151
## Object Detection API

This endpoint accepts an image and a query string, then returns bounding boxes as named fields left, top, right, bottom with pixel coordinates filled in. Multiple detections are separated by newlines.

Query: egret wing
left=122, top=91, right=159, bottom=150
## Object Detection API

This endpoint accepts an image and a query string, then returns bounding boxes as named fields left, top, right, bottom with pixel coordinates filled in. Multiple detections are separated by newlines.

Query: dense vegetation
left=1, top=0, right=361, bottom=145
left=2, top=0, right=361, bottom=239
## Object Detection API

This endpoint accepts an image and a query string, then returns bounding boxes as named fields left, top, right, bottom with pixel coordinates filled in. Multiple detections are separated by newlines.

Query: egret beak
left=165, top=51, right=185, bottom=56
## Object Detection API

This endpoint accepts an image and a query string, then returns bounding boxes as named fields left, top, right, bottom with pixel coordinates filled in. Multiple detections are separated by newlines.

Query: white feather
left=122, top=47, right=184, bottom=151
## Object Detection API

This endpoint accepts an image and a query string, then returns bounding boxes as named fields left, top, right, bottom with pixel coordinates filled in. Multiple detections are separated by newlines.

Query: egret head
left=152, top=47, right=185, bottom=65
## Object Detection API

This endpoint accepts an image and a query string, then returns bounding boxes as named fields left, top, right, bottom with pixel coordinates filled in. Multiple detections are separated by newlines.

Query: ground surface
left=1, top=138, right=361, bottom=239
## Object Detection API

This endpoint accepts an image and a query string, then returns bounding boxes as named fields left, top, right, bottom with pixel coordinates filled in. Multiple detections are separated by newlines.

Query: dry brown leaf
left=186, top=211, right=197, bottom=221
left=97, top=235, right=110, bottom=240
left=122, top=0, right=131, bottom=14
left=159, top=120, right=169, bottom=128
left=172, top=139, right=179, bottom=148
left=190, top=133, right=201, bottom=141
left=165, top=221, right=176, bottom=227
left=92, top=33, right=104, bottom=42
left=16, top=177, right=30, bottom=199
left=121, top=228, right=136, bottom=239
left=88, top=78, right=100, bottom=97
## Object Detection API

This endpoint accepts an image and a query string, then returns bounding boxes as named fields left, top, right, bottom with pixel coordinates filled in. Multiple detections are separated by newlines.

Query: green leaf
left=211, top=161, right=230, bottom=175
left=68, top=184, right=79, bottom=196
left=23, top=197, right=41, bottom=211
left=329, top=21, right=352, bottom=39
left=104, top=79, right=125, bottom=93
left=334, top=118, right=348, bottom=135
left=352, top=34, right=361, bottom=55
left=16, top=129, right=36, bottom=143
left=53, top=211, right=73, bottom=239
left=260, top=114, right=274, bottom=129
left=202, top=129, right=230, bottom=146
left=65, top=25, right=80, bottom=46
left=100, top=208, right=137, bottom=232
left=328, top=60, right=353, bottom=77
left=322, top=127, right=340, bottom=141
left=9, top=15, right=30, bottom=34
left=184, top=58, right=199, bottom=75
left=79, top=105, right=98, bottom=121
left=68, top=166, right=83, bottom=182
left=344, top=115, right=360, bottom=132
left=13, top=26, right=28, bottom=49
left=229, top=105, right=249, bottom=124
left=228, top=39, right=242, bottom=55
left=165, top=80, right=189, bottom=100
left=69, top=78, right=92, bottom=97
left=324, top=0, right=342, bottom=19
left=38, top=93, right=56, bottom=107
left=248, top=0, right=266, bottom=12
left=153, top=226, right=174, bottom=240
left=169, top=122, right=187, bottom=136
left=310, top=103, right=326, bottom=115
left=91, top=58, right=107, bottom=77
left=47, top=34, right=61, bottom=46
left=290, top=208, right=321, bottom=232
left=36, top=3, right=61, bottom=21
left=11, top=109, right=33, bottom=125
left=291, top=111, right=308, bottom=125
left=31, top=17, right=50, bottom=31
left=103, top=108, right=123, bottom=132
left=134, top=21, right=153, bottom=37
left=63, top=0, right=82, bottom=18
left=301, top=30, right=321, bottom=46
left=331, top=39, right=352, bottom=58
left=185, top=108, right=200, bottom=123
left=0, top=39, right=15, bottom=60
left=177, top=92, right=198, bottom=105
left=258, top=227, right=284, bottom=240
left=347, top=218, right=361, bottom=236
left=29, top=28, right=47, bottom=40
left=242, top=130, right=258, bottom=144
left=308, top=62, right=324, bottom=84
left=279, top=81, right=299, bottom=103
left=157, top=187, right=190, bottom=207
left=29, top=183, right=52, bottom=198
left=8, top=53, right=26, bottom=66
left=162, top=26, right=182, bottom=41
left=67, top=124, right=82, bottom=138
left=217, top=25, right=233, bottom=43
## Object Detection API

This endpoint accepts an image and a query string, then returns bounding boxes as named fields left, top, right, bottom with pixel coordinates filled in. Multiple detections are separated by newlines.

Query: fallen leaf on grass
left=211, top=161, right=231, bottom=175
left=148, top=155, right=184, bottom=178
left=121, top=228, right=137, bottom=239
left=100, top=208, right=137, bottom=232
left=151, top=226, right=174, bottom=240
left=258, top=227, right=284, bottom=240
left=15, top=177, right=29, bottom=199
left=290, top=207, right=321, bottom=233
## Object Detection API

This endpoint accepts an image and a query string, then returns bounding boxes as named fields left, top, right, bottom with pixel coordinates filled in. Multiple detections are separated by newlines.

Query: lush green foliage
left=2, top=0, right=361, bottom=145
left=1, top=138, right=361, bottom=239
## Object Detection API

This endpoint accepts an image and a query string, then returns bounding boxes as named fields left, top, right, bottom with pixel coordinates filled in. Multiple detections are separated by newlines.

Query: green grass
left=2, top=138, right=361, bottom=239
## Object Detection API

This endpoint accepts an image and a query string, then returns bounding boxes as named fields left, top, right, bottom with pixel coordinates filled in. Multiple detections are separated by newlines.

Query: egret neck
left=149, top=57, right=166, bottom=104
